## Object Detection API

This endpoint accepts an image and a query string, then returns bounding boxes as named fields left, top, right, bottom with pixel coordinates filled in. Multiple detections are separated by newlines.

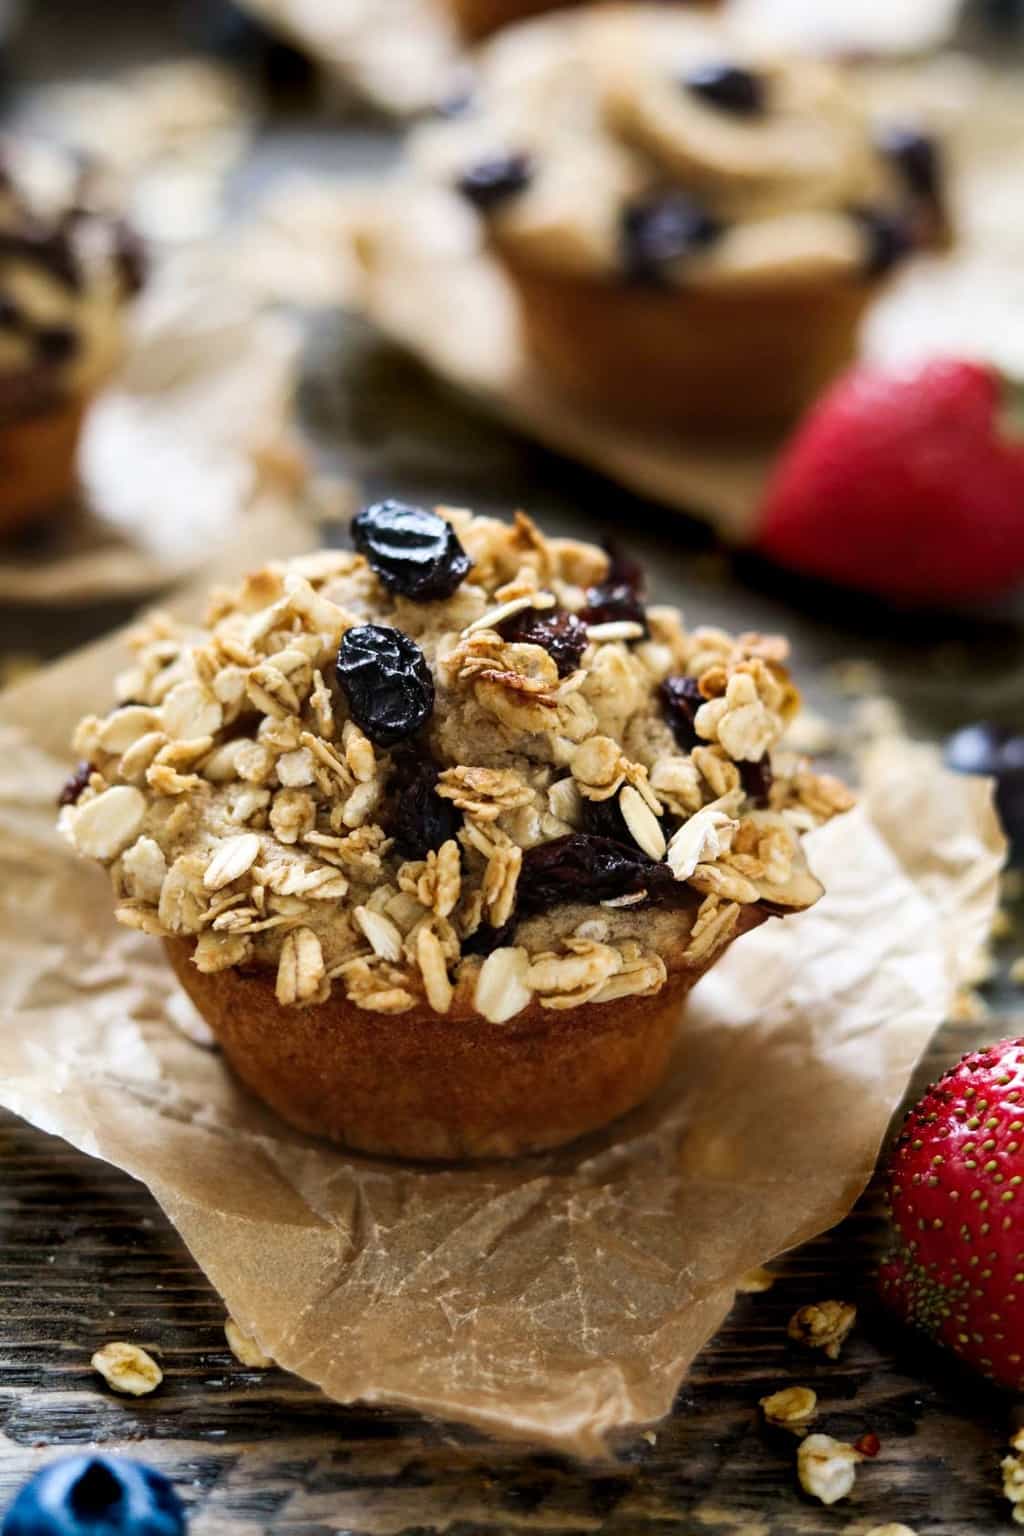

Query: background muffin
left=417, top=5, right=950, bottom=433
left=60, top=503, right=849, bottom=1159
left=0, top=140, right=144, bottom=535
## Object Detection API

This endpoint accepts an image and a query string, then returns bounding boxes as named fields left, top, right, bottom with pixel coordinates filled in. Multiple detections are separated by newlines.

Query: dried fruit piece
left=499, top=607, right=587, bottom=678
left=852, top=205, right=913, bottom=277
left=581, top=542, right=649, bottom=630
left=388, top=755, right=461, bottom=858
left=621, top=193, right=721, bottom=283
left=58, top=761, right=92, bottom=807
left=685, top=63, right=765, bottom=116
left=739, top=755, right=774, bottom=806
left=352, top=500, right=471, bottom=601
left=335, top=625, right=434, bottom=747
left=456, top=151, right=532, bottom=210
left=661, top=675, right=704, bottom=750
left=878, top=124, right=943, bottom=207
left=517, top=834, right=688, bottom=918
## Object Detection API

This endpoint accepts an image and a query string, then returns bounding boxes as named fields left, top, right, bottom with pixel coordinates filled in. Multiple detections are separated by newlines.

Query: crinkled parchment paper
left=0, top=249, right=308, bottom=605
left=334, top=56, right=1024, bottom=541
left=0, top=529, right=1003, bottom=1453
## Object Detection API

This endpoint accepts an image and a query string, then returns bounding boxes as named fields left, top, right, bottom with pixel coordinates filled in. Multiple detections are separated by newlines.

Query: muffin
left=417, top=6, right=950, bottom=433
left=60, top=503, right=851, bottom=1160
left=450, top=0, right=720, bottom=46
left=0, top=141, right=144, bottom=535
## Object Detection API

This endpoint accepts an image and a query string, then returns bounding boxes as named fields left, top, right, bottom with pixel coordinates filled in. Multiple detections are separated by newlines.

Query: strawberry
left=878, top=1039, right=1024, bottom=1390
left=756, top=359, right=1024, bottom=605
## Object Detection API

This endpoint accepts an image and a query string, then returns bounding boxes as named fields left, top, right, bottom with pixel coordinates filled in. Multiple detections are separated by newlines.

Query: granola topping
left=61, top=507, right=845, bottom=1019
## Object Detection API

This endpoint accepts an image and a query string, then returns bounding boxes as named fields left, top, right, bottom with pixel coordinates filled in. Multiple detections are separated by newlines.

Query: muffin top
left=0, top=140, right=144, bottom=419
left=414, top=4, right=947, bottom=289
left=60, top=505, right=852, bottom=1022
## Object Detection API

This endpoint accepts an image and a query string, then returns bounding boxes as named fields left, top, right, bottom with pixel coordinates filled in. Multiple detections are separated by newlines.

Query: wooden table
left=2, top=3, right=1024, bottom=1531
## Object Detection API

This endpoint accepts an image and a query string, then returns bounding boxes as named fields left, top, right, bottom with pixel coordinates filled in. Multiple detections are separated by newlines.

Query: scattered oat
left=225, top=1318, right=274, bottom=1368
left=760, top=1386, right=817, bottom=1433
left=796, top=1433, right=862, bottom=1505
left=91, top=1341, right=163, bottom=1396
left=737, top=1266, right=776, bottom=1294
left=787, top=1300, right=856, bottom=1359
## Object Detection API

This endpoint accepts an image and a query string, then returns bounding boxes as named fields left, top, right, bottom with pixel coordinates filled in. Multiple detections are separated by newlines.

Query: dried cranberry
left=685, top=62, right=766, bottom=116
left=462, top=916, right=516, bottom=957
left=661, top=675, right=704, bottom=750
left=499, top=608, right=587, bottom=678
left=335, top=625, right=434, bottom=747
left=581, top=794, right=631, bottom=844
left=517, top=834, right=687, bottom=917
left=456, top=152, right=533, bottom=211
left=35, top=325, right=78, bottom=365
left=853, top=1432, right=881, bottom=1459
left=387, top=755, right=460, bottom=858
left=58, top=762, right=92, bottom=807
left=352, top=500, right=471, bottom=602
left=581, top=540, right=648, bottom=630
left=580, top=582, right=647, bottom=630
left=739, top=755, right=773, bottom=806
left=621, top=194, right=722, bottom=284
left=852, top=206, right=913, bottom=277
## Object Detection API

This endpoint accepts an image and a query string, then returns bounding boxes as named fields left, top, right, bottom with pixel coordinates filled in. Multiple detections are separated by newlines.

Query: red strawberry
left=878, top=1039, right=1024, bottom=1390
left=757, top=359, right=1024, bottom=604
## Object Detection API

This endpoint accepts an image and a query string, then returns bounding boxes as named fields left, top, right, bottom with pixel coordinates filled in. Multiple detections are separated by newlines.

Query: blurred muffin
left=0, top=141, right=144, bottom=535
left=450, top=0, right=720, bottom=45
left=418, top=6, right=950, bottom=434
left=60, top=503, right=848, bottom=1160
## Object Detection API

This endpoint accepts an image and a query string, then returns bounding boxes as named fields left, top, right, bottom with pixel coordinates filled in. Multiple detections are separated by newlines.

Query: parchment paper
left=0, top=520, right=1003, bottom=1454
left=0, top=249, right=309, bottom=606
left=334, top=57, right=1024, bottom=541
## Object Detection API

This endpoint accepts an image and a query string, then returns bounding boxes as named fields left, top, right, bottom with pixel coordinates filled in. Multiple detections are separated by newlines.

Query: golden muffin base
left=501, top=252, right=876, bottom=435
left=0, top=396, right=87, bottom=536
left=450, top=0, right=720, bottom=43
left=166, top=915, right=762, bottom=1160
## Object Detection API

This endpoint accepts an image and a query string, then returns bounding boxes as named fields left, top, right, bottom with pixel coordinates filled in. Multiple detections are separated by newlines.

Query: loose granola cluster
left=60, top=507, right=851, bottom=1022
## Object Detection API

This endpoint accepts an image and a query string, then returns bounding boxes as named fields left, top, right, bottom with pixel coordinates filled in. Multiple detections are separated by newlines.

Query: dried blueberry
left=877, top=125, right=942, bottom=207
left=661, top=675, right=704, bottom=751
left=852, top=206, right=913, bottom=277
left=739, top=755, right=773, bottom=807
left=387, top=755, right=461, bottom=858
left=336, top=625, right=434, bottom=747
left=685, top=62, right=765, bottom=116
left=352, top=500, right=471, bottom=602
left=945, top=723, right=1024, bottom=849
left=58, top=761, right=92, bottom=807
left=517, top=834, right=688, bottom=917
left=499, top=608, right=587, bottom=677
left=1, top=1452, right=186, bottom=1536
left=455, top=152, right=533, bottom=211
left=621, top=194, right=721, bottom=284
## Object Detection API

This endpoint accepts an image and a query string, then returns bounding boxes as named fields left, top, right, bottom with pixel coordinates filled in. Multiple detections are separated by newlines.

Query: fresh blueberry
left=945, top=723, right=1024, bottom=850
left=455, top=153, right=533, bottom=212
left=1, top=1454, right=186, bottom=1536
left=621, top=194, right=722, bottom=283
left=877, top=125, right=943, bottom=207
left=684, top=62, right=765, bottom=116
left=851, top=206, right=913, bottom=277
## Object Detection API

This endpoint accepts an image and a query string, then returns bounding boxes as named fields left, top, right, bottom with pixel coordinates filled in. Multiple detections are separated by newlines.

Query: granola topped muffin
left=448, top=0, right=721, bottom=46
left=415, top=6, right=949, bottom=431
left=0, top=139, right=144, bottom=532
left=61, top=503, right=851, bottom=1158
